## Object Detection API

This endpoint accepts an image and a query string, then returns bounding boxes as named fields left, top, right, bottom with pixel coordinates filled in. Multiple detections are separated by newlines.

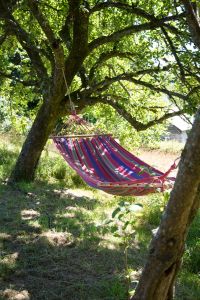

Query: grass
left=144, top=140, right=184, bottom=154
left=0, top=134, right=199, bottom=299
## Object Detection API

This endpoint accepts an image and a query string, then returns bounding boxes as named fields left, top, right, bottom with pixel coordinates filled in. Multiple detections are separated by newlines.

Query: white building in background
left=165, top=116, right=192, bottom=143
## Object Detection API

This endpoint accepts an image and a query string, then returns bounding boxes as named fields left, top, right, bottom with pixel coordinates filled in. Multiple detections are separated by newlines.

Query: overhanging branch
left=59, top=87, right=187, bottom=132
left=90, top=2, right=185, bottom=25
left=86, top=66, right=175, bottom=96
left=27, top=0, right=64, bottom=69
left=89, top=19, right=179, bottom=52
left=0, top=70, right=38, bottom=86
left=89, top=50, right=135, bottom=80
left=101, top=97, right=185, bottom=131
left=128, top=78, right=187, bottom=101
left=161, top=26, right=185, bottom=81
left=5, top=18, right=48, bottom=80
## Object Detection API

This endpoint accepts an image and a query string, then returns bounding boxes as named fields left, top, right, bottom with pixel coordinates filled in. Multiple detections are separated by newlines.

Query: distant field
left=139, top=149, right=179, bottom=176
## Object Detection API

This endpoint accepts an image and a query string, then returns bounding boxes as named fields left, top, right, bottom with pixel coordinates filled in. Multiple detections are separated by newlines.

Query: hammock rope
left=61, top=68, right=76, bottom=114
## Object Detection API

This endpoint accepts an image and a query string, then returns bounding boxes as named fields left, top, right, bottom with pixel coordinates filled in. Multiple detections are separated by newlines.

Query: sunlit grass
left=144, top=140, right=184, bottom=154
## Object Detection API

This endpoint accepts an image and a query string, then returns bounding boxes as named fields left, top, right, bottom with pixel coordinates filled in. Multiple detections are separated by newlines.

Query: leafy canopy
left=0, top=0, right=199, bottom=139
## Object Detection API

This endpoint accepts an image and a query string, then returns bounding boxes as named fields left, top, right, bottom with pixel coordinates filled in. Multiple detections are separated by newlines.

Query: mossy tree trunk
left=9, top=99, right=61, bottom=181
left=9, top=0, right=89, bottom=182
left=132, top=109, right=200, bottom=300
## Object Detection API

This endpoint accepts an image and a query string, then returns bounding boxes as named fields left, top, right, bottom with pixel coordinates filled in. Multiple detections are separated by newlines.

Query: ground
left=139, top=149, right=178, bottom=176
left=0, top=138, right=199, bottom=300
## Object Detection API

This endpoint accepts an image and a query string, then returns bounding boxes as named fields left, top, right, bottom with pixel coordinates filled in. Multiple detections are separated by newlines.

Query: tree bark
left=131, top=108, right=200, bottom=300
left=181, top=0, right=200, bottom=49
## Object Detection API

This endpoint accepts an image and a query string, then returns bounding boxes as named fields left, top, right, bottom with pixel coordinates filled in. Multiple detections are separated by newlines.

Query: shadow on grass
left=0, top=182, right=145, bottom=300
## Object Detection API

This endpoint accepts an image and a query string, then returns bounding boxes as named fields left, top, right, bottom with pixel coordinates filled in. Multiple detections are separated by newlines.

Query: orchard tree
left=132, top=1, right=200, bottom=299
left=0, top=0, right=199, bottom=181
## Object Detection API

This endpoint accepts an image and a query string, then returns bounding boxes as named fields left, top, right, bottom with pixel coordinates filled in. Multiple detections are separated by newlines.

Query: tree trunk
left=131, top=108, right=200, bottom=300
left=9, top=98, right=60, bottom=182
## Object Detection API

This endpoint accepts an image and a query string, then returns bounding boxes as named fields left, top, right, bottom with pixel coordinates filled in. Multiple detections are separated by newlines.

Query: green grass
left=0, top=134, right=199, bottom=299
left=144, top=140, right=184, bottom=154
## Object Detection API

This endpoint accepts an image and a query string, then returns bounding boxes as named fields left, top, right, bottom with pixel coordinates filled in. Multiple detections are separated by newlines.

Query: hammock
left=53, top=134, right=176, bottom=196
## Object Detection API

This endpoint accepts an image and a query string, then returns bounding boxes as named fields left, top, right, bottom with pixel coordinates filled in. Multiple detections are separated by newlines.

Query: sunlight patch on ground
left=1, top=289, right=30, bottom=300
left=0, top=233, right=12, bottom=240
left=62, top=211, right=76, bottom=218
left=40, top=230, right=74, bottom=246
left=64, top=205, right=80, bottom=212
left=62, top=188, right=95, bottom=199
left=98, top=234, right=121, bottom=250
left=1, top=252, right=19, bottom=265
left=21, top=209, right=40, bottom=220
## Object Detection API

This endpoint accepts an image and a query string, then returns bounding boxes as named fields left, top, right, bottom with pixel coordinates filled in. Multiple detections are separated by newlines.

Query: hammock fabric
left=53, top=135, right=176, bottom=196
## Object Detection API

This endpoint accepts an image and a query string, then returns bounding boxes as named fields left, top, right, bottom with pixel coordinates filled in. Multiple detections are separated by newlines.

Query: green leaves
left=105, top=201, right=143, bottom=238
left=112, top=206, right=121, bottom=218
left=100, top=199, right=144, bottom=296
left=0, top=0, right=199, bottom=138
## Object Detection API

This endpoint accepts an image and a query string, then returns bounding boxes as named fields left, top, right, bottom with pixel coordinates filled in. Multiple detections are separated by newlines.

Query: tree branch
left=161, top=26, right=185, bottom=82
left=0, top=1, right=48, bottom=80
left=186, top=85, right=200, bottom=98
left=0, top=70, right=38, bottom=86
left=108, top=64, right=131, bottom=96
left=127, top=78, right=187, bottom=101
left=58, top=92, right=100, bottom=116
left=89, top=17, right=181, bottom=52
left=27, top=0, right=57, bottom=46
left=40, top=1, right=63, bottom=13
left=63, top=0, right=89, bottom=85
left=27, top=0, right=64, bottom=69
left=59, top=13, right=72, bottom=48
left=90, top=2, right=154, bottom=17
left=86, top=66, right=177, bottom=96
left=89, top=50, right=135, bottom=80
left=5, top=18, right=48, bottom=80
left=78, top=66, right=89, bottom=88
left=100, top=97, right=185, bottom=131
left=90, top=2, right=185, bottom=24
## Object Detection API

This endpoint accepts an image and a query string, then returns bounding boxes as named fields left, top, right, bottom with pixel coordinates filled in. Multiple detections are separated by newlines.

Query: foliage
left=0, top=0, right=199, bottom=137
left=0, top=97, right=11, bottom=132
left=183, top=210, right=200, bottom=274
left=102, top=200, right=144, bottom=297
left=81, top=103, right=167, bottom=149
left=0, top=135, right=20, bottom=179
left=2, top=0, right=200, bottom=183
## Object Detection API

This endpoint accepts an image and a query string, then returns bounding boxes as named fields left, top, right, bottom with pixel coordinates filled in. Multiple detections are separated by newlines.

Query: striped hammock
left=53, top=135, right=176, bottom=196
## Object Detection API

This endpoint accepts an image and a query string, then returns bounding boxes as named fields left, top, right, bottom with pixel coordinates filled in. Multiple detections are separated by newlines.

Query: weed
left=183, top=211, right=200, bottom=274
left=102, top=201, right=143, bottom=298
left=71, top=173, right=86, bottom=187
left=52, top=161, right=67, bottom=180
left=0, top=147, right=17, bottom=180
